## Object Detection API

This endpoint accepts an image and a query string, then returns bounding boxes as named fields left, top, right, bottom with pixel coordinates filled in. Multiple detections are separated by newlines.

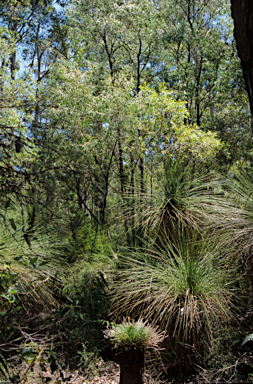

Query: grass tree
left=125, top=158, right=219, bottom=247
left=111, top=229, right=238, bottom=361
left=0, top=204, right=63, bottom=308
left=207, top=167, right=253, bottom=288
left=104, top=318, right=165, bottom=384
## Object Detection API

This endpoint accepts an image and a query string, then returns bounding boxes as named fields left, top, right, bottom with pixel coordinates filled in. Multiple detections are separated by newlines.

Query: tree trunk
left=130, top=154, right=136, bottom=246
left=116, top=349, right=144, bottom=384
left=231, top=0, right=253, bottom=116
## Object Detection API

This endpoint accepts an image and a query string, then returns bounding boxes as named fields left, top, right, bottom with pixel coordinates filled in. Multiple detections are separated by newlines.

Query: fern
left=241, top=333, right=253, bottom=346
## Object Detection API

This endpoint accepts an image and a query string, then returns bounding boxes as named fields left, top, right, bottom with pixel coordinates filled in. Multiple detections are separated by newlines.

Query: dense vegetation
left=1, top=0, right=253, bottom=382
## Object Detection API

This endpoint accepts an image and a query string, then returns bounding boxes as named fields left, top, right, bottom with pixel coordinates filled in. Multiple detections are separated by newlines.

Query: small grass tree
left=104, top=318, right=165, bottom=384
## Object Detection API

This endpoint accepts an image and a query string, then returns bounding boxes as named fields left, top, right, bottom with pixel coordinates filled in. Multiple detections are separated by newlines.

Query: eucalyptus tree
left=0, top=0, right=68, bottom=154
left=0, top=0, right=71, bottom=240
left=159, top=0, right=235, bottom=125
left=0, top=0, right=69, bottom=134
left=69, top=0, right=164, bottom=90
left=68, top=0, right=251, bottom=166
left=231, top=0, right=253, bottom=118
left=153, top=0, right=252, bottom=166
left=68, top=0, right=166, bottom=214
left=0, top=25, right=37, bottom=197
left=42, top=60, right=222, bottom=248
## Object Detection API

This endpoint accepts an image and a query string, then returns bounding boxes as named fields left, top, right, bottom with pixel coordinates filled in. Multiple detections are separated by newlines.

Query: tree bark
left=231, top=0, right=253, bottom=116
left=116, top=349, right=144, bottom=384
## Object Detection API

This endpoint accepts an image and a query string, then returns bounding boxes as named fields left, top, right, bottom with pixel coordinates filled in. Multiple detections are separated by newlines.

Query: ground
left=8, top=359, right=170, bottom=383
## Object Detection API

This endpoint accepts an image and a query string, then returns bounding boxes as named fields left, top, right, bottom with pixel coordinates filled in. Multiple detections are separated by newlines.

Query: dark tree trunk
left=231, top=0, right=253, bottom=116
left=130, top=154, right=136, bottom=246
left=116, top=349, right=144, bottom=384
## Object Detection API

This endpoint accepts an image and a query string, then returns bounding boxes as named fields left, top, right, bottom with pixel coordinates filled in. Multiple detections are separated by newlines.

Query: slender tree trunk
left=117, top=126, right=129, bottom=239
left=196, top=56, right=203, bottom=126
left=117, top=127, right=125, bottom=196
left=33, top=45, right=41, bottom=135
left=100, top=141, right=116, bottom=226
left=231, top=0, right=253, bottom=117
left=0, top=58, right=6, bottom=92
left=10, top=51, right=16, bottom=80
left=130, top=154, right=135, bottom=246
left=136, top=40, right=144, bottom=246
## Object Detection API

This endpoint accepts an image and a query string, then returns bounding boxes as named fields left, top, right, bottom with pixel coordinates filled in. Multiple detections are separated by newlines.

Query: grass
left=111, top=229, right=238, bottom=351
left=117, top=158, right=227, bottom=251
left=211, top=168, right=253, bottom=251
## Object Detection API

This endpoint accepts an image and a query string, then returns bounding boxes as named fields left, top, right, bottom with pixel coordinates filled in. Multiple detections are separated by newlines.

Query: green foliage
left=69, top=0, right=164, bottom=88
left=56, top=248, right=113, bottom=367
left=174, top=124, right=223, bottom=160
left=241, top=333, right=253, bottom=346
left=62, top=258, right=110, bottom=322
left=61, top=224, right=113, bottom=320
left=111, top=230, right=237, bottom=351
left=47, top=63, right=222, bottom=165
left=0, top=0, right=252, bottom=379
left=104, top=318, right=165, bottom=350
left=205, top=166, right=253, bottom=274
left=65, top=223, right=112, bottom=262
left=77, top=343, right=101, bottom=373
left=0, top=203, right=63, bottom=307
left=129, top=158, right=218, bottom=241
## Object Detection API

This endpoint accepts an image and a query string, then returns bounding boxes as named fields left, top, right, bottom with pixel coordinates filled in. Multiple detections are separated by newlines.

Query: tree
left=104, top=319, right=165, bottom=384
left=0, top=25, right=37, bottom=195
left=39, top=60, right=222, bottom=251
left=231, top=0, right=253, bottom=118
left=111, top=229, right=236, bottom=360
left=154, top=0, right=251, bottom=165
left=69, top=0, right=164, bottom=90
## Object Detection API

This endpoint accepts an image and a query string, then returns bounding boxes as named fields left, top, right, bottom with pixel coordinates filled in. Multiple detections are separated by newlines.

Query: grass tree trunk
left=104, top=319, right=165, bottom=384
left=117, top=349, right=144, bottom=384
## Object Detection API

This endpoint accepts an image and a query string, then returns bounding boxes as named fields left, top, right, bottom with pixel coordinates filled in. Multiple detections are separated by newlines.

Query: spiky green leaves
left=206, top=167, right=253, bottom=266
left=0, top=204, right=63, bottom=307
left=103, top=318, right=165, bottom=351
left=129, top=159, right=218, bottom=242
left=111, top=231, right=237, bottom=348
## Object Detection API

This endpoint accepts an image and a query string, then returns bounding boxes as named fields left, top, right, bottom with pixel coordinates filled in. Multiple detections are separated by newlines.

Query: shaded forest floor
left=9, top=359, right=170, bottom=383
left=3, top=308, right=253, bottom=383
left=7, top=349, right=253, bottom=384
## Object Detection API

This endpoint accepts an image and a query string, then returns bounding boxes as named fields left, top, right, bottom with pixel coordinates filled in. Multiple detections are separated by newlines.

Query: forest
left=1, top=0, right=253, bottom=383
